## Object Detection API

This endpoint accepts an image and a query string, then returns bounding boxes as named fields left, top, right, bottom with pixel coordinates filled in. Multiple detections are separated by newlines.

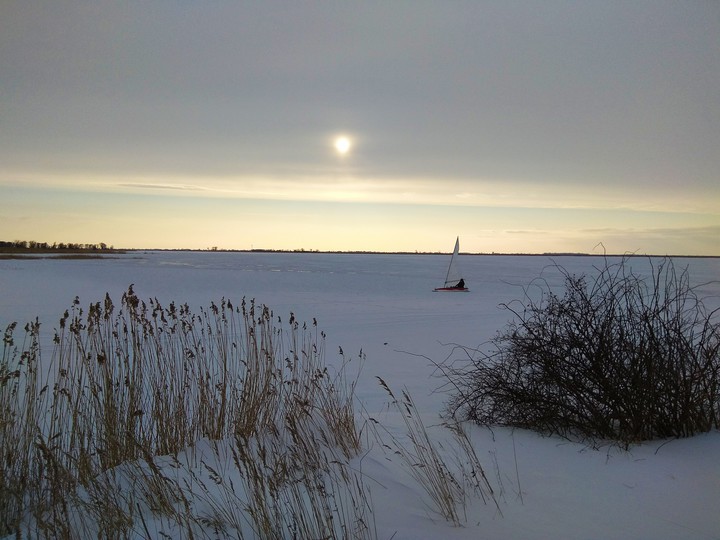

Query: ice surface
left=1, top=252, right=718, bottom=539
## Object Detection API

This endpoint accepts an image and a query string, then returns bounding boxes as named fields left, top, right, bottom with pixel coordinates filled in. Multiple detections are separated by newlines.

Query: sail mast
left=444, top=236, right=460, bottom=287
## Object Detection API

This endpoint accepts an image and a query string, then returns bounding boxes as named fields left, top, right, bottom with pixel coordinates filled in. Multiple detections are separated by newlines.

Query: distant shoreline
left=0, top=253, right=127, bottom=260
left=2, top=248, right=717, bottom=260
left=131, top=248, right=720, bottom=259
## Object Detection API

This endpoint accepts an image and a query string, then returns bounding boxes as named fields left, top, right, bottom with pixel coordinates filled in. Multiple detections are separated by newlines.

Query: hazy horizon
left=4, top=238, right=719, bottom=258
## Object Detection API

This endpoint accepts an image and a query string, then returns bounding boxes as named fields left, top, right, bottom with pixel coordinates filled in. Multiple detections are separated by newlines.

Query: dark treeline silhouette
left=0, top=240, right=113, bottom=251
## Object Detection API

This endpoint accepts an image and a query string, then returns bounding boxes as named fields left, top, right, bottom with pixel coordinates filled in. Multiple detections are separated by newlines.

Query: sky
left=1, top=1, right=719, bottom=255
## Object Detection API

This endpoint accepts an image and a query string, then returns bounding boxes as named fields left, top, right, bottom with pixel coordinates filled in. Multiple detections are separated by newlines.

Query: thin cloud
left=117, top=183, right=210, bottom=192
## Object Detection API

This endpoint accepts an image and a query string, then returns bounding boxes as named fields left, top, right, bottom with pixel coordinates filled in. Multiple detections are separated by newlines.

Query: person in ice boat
left=453, top=279, right=465, bottom=289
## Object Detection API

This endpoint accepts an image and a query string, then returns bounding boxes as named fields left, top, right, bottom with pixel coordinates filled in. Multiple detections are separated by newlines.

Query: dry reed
left=0, top=287, right=368, bottom=538
left=1, top=286, right=495, bottom=538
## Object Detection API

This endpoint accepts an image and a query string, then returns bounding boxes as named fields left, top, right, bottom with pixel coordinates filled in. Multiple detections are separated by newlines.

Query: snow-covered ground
left=2, top=251, right=719, bottom=539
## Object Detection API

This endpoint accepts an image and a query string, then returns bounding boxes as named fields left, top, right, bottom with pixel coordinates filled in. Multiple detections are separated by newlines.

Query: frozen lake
left=2, top=251, right=718, bottom=414
left=2, top=251, right=719, bottom=539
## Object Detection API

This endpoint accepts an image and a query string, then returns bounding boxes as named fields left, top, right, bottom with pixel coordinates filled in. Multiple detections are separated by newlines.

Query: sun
left=333, top=136, right=352, bottom=156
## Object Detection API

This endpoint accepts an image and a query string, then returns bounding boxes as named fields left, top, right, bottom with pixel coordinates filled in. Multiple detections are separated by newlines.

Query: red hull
left=433, top=287, right=469, bottom=292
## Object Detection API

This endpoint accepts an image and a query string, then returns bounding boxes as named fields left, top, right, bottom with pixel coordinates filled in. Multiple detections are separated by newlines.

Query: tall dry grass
left=374, top=377, right=498, bottom=525
left=0, top=287, right=368, bottom=538
left=1, top=286, right=497, bottom=538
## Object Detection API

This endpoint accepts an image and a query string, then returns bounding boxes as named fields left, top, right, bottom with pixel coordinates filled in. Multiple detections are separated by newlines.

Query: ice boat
left=433, top=237, right=469, bottom=292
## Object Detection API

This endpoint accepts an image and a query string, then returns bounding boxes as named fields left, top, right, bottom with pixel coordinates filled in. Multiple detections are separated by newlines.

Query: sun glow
left=333, top=136, right=352, bottom=155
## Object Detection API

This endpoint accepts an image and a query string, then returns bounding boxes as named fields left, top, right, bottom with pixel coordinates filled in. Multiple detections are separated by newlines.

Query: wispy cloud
left=116, top=183, right=210, bottom=192
left=104, top=175, right=719, bottom=216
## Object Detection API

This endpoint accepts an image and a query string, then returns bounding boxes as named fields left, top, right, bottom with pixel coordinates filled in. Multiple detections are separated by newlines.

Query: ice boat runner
left=434, top=237, right=469, bottom=291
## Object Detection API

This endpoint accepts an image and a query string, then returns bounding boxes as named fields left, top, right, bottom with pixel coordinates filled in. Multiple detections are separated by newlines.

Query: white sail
left=442, top=237, right=465, bottom=288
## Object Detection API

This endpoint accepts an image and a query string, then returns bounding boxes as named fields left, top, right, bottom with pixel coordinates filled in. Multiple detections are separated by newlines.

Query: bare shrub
left=444, top=256, right=720, bottom=446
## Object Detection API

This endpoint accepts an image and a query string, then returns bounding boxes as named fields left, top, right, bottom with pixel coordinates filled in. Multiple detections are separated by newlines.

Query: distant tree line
left=0, top=240, right=113, bottom=251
